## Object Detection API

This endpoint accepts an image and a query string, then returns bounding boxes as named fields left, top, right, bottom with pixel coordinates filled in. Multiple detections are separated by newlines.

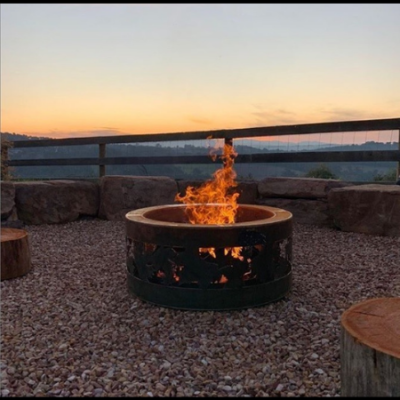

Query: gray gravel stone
left=1, top=219, right=399, bottom=397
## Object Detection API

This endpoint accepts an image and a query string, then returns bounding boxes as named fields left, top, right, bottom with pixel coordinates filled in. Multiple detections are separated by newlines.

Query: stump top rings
left=1, top=227, right=28, bottom=242
left=341, top=297, right=400, bottom=358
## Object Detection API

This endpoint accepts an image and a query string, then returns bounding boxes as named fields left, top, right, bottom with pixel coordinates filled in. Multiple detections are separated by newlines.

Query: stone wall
left=1, top=182, right=19, bottom=227
left=14, top=180, right=99, bottom=225
left=2, top=176, right=399, bottom=236
left=256, top=177, right=352, bottom=226
left=328, top=184, right=400, bottom=236
left=99, top=176, right=178, bottom=221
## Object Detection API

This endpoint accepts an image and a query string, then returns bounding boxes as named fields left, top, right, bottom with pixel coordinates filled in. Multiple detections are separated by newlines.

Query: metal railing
left=2, top=117, right=400, bottom=179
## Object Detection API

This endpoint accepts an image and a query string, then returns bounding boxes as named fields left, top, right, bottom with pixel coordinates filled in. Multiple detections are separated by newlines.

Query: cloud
left=318, top=106, right=400, bottom=122
left=20, top=128, right=127, bottom=139
left=319, top=107, right=370, bottom=122
left=98, top=126, right=120, bottom=131
left=187, top=116, right=213, bottom=125
left=249, top=107, right=302, bottom=127
left=248, top=105, right=399, bottom=129
left=276, top=109, right=296, bottom=115
left=51, top=128, right=125, bottom=138
left=388, top=98, right=400, bottom=104
left=251, top=103, right=264, bottom=111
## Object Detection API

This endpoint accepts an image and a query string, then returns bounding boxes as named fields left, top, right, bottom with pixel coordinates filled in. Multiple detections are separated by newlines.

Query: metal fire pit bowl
left=126, top=204, right=293, bottom=310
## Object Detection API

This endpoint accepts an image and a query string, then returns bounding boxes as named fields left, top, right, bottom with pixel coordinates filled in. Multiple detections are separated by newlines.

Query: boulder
left=99, top=175, right=178, bottom=221
left=15, top=180, right=99, bottom=225
left=176, top=179, right=204, bottom=199
left=256, top=197, right=331, bottom=226
left=328, top=184, right=400, bottom=236
left=1, top=182, right=16, bottom=221
left=235, top=180, right=259, bottom=204
left=1, top=219, right=24, bottom=229
left=176, top=179, right=258, bottom=204
left=258, top=177, right=351, bottom=199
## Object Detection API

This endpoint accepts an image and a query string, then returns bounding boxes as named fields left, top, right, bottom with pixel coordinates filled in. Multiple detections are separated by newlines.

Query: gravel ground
left=1, top=219, right=399, bottom=397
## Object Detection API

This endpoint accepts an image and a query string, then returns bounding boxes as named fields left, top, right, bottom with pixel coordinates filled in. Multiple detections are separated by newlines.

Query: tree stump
left=1, top=227, right=32, bottom=281
left=341, top=297, right=400, bottom=397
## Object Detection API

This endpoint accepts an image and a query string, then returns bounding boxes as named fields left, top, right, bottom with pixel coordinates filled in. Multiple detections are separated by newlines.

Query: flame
left=156, top=269, right=180, bottom=282
left=225, top=247, right=242, bottom=260
left=200, top=247, right=216, bottom=258
left=175, top=140, right=239, bottom=224
left=175, top=139, right=242, bottom=260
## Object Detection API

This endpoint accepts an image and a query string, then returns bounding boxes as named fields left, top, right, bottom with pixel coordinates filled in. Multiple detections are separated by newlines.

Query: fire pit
left=126, top=203, right=292, bottom=310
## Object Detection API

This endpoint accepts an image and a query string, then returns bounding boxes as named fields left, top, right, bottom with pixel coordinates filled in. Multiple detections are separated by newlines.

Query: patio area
left=1, top=219, right=399, bottom=397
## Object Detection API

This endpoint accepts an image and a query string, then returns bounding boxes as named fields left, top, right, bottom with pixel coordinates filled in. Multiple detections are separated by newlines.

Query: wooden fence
left=2, top=117, right=400, bottom=179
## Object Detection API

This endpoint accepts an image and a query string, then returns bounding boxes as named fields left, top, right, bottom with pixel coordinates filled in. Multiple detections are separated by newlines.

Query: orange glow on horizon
left=1, top=113, right=397, bottom=144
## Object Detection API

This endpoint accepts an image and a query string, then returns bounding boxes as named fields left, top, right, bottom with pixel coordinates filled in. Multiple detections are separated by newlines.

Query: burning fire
left=175, top=139, right=243, bottom=260
left=175, top=139, right=239, bottom=224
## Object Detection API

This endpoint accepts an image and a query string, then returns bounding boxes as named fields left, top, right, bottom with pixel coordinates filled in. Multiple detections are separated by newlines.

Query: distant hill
left=1, top=132, right=49, bottom=141
left=2, top=131, right=396, bottom=151
left=1, top=131, right=398, bottom=182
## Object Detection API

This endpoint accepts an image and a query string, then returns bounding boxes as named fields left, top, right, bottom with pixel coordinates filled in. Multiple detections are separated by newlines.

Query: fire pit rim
left=126, top=203, right=292, bottom=229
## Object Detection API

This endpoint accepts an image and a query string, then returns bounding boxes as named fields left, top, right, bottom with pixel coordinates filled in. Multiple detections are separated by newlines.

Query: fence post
left=99, top=143, right=106, bottom=178
left=397, top=129, right=400, bottom=180
left=224, top=137, right=233, bottom=147
left=1, top=143, right=9, bottom=180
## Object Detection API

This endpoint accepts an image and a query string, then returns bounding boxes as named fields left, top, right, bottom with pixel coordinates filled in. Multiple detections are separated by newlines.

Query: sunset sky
left=1, top=3, right=399, bottom=142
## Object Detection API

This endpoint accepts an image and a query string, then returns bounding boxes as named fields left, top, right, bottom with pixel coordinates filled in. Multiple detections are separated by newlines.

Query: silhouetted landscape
left=1, top=132, right=398, bottom=182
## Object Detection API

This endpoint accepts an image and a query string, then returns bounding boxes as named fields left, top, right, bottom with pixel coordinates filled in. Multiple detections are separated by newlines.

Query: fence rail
left=7, top=150, right=400, bottom=167
left=3, top=117, right=400, bottom=179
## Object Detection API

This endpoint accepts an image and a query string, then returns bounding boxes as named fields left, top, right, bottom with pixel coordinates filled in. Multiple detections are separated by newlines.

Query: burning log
left=1, top=228, right=32, bottom=280
left=340, top=297, right=400, bottom=396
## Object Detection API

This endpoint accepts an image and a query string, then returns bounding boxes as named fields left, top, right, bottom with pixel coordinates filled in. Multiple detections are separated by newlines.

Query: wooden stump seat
left=341, top=297, right=400, bottom=397
left=1, top=227, right=32, bottom=281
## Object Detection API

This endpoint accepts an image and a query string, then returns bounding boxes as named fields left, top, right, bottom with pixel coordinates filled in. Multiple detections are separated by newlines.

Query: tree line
left=1, top=132, right=398, bottom=182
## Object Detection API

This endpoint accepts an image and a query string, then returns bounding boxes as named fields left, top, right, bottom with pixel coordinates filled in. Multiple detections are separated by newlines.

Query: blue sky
left=1, top=3, right=399, bottom=141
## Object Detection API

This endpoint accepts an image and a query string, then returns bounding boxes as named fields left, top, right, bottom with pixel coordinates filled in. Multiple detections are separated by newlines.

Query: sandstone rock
left=1, top=181, right=16, bottom=221
left=15, top=180, right=99, bottom=225
left=99, top=176, right=178, bottom=221
left=176, top=179, right=258, bottom=204
left=256, top=197, right=331, bottom=226
left=236, top=180, right=258, bottom=204
left=328, top=184, right=400, bottom=236
left=258, top=177, right=351, bottom=199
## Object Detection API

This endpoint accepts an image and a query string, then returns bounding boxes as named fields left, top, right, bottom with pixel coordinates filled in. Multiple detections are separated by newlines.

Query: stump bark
left=341, top=297, right=400, bottom=397
left=1, top=227, right=32, bottom=280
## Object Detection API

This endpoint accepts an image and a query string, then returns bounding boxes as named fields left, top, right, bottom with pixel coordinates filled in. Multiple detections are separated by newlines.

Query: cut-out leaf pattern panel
left=127, top=236, right=292, bottom=288
left=177, top=246, right=221, bottom=289
left=238, top=230, right=266, bottom=246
